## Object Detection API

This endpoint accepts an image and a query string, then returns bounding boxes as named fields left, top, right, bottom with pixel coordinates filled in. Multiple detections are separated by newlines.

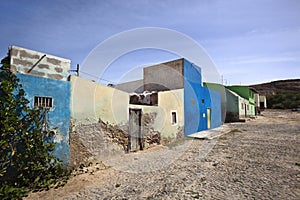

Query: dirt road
left=27, top=110, right=300, bottom=199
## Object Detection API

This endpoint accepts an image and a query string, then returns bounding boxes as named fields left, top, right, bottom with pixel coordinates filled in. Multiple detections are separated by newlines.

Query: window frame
left=34, top=96, right=54, bottom=109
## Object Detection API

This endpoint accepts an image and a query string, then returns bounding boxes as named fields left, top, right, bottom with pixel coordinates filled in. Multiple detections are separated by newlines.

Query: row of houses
left=6, top=46, right=267, bottom=165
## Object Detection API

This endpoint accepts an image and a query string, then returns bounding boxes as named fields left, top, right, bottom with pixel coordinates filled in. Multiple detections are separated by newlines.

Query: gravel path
left=27, top=110, right=300, bottom=199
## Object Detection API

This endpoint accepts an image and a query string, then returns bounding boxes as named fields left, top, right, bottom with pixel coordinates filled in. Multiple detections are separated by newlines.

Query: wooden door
left=128, top=109, right=142, bottom=152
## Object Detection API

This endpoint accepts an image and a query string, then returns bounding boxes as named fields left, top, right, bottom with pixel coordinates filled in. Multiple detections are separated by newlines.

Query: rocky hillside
left=251, top=79, right=300, bottom=96
left=250, top=79, right=300, bottom=109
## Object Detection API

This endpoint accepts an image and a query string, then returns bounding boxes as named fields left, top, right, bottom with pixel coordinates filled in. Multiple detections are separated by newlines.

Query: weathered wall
left=71, top=76, right=129, bottom=125
left=10, top=46, right=70, bottom=81
left=70, top=120, right=128, bottom=164
left=128, top=89, right=184, bottom=145
left=16, top=73, right=70, bottom=163
left=128, top=105, right=162, bottom=147
left=70, top=76, right=130, bottom=163
left=144, top=58, right=184, bottom=91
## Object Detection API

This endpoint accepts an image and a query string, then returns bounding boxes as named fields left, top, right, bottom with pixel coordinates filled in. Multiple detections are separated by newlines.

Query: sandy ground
left=26, top=109, right=300, bottom=199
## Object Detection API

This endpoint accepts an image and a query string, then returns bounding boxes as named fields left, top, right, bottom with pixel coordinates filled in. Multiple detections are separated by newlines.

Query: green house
left=226, top=86, right=255, bottom=116
left=225, top=88, right=251, bottom=122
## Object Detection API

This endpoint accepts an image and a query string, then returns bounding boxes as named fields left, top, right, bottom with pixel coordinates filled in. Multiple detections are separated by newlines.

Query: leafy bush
left=267, top=91, right=300, bottom=109
left=0, top=55, right=70, bottom=199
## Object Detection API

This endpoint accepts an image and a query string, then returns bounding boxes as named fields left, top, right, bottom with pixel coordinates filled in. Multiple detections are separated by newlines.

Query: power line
left=79, top=71, right=117, bottom=85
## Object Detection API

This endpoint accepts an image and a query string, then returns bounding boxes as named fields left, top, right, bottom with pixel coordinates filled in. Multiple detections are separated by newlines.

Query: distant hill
left=250, top=79, right=300, bottom=96
left=250, top=79, right=300, bottom=109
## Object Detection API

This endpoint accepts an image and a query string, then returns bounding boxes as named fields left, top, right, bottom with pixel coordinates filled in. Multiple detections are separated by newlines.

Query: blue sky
left=1, top=0, right=299, bottom=85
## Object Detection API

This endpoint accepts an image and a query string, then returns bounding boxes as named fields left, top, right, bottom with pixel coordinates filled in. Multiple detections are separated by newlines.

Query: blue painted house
left=140, top=58, right=222, bottom=136
left=9, top=46, right=71, bottom=164
left=182, top=59, right=222, bottom=135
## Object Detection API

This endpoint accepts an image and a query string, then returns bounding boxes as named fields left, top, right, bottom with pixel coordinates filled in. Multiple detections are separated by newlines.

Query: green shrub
left=267, top=91, right=300, bottom=109
left=0, top=55, right=70, bottom=199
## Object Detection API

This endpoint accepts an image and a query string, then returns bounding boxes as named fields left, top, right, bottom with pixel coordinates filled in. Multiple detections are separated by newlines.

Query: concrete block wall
left=10, top=46, right=70, bottom=81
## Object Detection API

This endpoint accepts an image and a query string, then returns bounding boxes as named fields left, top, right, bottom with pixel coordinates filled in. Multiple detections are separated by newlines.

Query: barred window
left=34, top=96, right=53, bottom=108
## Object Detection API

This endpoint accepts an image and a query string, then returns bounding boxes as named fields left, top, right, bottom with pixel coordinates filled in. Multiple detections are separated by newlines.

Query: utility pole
left=70, top=64, right=80, bottom=76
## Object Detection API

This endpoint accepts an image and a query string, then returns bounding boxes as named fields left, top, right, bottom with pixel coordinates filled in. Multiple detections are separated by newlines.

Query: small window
left=171, top=111, right=177, bottom=125
left=202, top=99, right=205, bottom=104
left=241, top=104, right=244, bottom=109
left=247, top=104, right=249, bottom=110
left=34, top=96, right=53, bottom=108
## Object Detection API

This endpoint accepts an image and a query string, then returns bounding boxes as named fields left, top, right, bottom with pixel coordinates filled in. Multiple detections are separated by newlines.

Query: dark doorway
left=128, top=108, right=143, bottom=152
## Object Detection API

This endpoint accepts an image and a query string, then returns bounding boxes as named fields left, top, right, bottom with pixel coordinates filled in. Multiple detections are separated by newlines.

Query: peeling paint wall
left=70, top=76, right=130, bottom=163
left=10, top=46, right=70, bottom=81
left=70, top=76, right=184, bottom=163
left=128, top=105, right=162, bottom=147
left=128, top=88, right=184, bottom=144
left=70, top=121, right=127, bottom=164
left=8, top=46, right=71, bottom=164
left=16, top=73, right=70, bottom=163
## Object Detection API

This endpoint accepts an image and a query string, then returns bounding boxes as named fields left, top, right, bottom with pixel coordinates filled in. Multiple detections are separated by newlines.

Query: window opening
left=34, top=96, right=53, bottom=108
